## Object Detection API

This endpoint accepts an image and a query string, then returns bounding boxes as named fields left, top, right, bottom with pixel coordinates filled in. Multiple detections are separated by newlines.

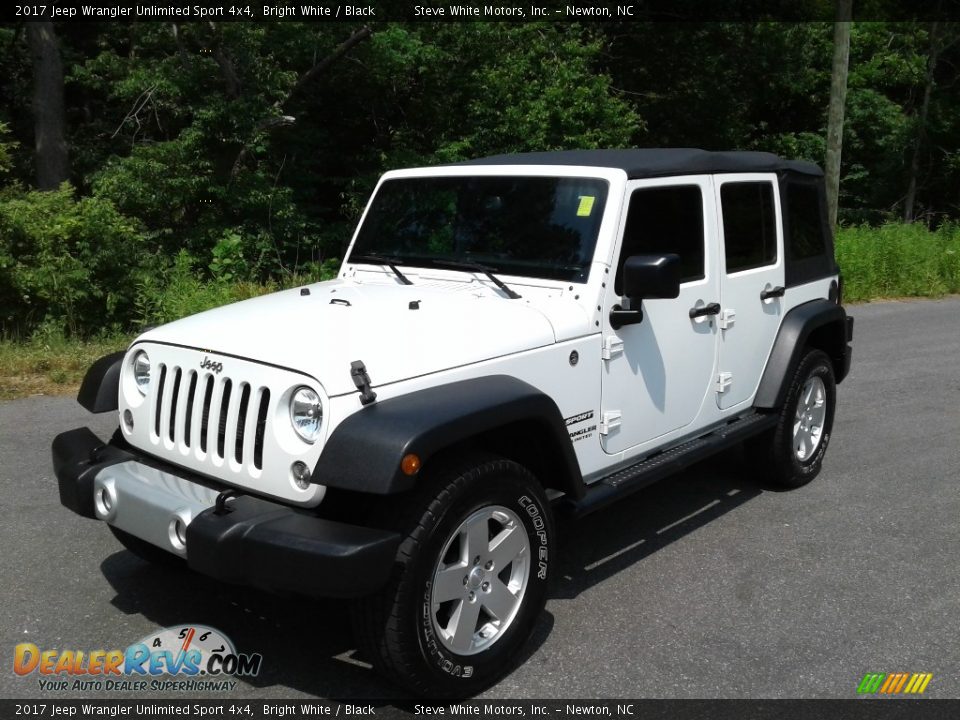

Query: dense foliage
left=0, top=20, right=958, bottom=337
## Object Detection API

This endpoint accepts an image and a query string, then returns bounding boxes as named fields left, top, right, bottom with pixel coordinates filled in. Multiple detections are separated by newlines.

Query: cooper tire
left=351, top=454, right=553, bottom=697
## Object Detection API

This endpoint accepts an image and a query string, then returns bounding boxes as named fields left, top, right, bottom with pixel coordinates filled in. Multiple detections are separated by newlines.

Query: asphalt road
left=2, top=297, right=959, bottom=703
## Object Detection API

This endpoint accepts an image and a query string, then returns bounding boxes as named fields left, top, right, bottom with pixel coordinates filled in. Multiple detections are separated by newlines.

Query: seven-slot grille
left=150, top=363, right=271, bottom=471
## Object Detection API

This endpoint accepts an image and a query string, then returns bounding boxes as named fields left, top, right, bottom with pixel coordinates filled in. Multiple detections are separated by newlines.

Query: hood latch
left=350, top=360, right=378, bottom=406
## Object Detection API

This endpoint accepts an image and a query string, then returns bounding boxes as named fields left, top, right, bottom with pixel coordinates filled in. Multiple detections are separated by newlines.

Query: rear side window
left=786, top=183, right=828, bottom=260
left=720, top=182, right=777, bottom=273
left=616, top=185, right=705, bottom=294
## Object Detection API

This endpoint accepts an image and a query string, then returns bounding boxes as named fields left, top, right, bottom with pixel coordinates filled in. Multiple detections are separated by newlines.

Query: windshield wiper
left=423, top=259, right=522, bottom=299
left=348, top=253, right=413, bottom=285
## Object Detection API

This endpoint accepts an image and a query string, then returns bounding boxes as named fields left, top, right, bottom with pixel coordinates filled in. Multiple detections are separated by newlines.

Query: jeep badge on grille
left=200, top=357, right=223, bottom=374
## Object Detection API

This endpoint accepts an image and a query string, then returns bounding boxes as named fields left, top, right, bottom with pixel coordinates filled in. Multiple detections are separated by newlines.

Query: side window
left=786, top=182, right=828, bottom=260
left=616, top=185, right=705, bottom=295
left=720, top=182, right=777, bottom=273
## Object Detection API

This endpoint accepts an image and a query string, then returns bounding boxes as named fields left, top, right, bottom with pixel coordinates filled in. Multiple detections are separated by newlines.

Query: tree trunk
left=824, top=0, right=852, bottom=229
left=904, top=21, right=940, bottom=224
left=27, top=22, right=69, bottom=190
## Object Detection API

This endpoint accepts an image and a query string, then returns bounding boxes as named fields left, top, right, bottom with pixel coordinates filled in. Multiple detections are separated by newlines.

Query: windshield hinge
left=350, top=360, right=378, bottom=406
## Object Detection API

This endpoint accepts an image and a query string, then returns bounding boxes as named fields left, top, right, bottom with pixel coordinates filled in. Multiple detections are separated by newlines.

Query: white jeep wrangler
left=54, top=149, right=853, bottom=696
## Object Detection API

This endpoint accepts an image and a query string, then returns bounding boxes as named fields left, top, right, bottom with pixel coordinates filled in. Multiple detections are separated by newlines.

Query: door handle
left=760, top=286, right=785, bottom=301
left=689, top=302, right=721, bottom=319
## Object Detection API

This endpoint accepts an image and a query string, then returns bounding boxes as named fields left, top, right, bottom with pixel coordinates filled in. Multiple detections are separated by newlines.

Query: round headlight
left=290, top=386, right=322, bottom=443
left=133, top=351, right=151, bottom=395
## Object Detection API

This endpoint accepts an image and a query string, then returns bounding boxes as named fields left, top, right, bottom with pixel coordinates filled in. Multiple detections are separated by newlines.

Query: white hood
left=138, top=279, right=585, bottom=396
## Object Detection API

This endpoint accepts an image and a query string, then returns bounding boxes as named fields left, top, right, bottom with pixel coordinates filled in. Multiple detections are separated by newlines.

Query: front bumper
left=53, top=427, right=400, bottom=598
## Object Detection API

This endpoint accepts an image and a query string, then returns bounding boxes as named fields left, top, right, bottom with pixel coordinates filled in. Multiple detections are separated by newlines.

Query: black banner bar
left=3, top=0, right=959, bottom=23
left=2, top=699, right=960, bottom=720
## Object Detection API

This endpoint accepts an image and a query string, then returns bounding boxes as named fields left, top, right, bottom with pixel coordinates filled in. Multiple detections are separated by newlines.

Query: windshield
left=349, top=176, right=609, bottom=283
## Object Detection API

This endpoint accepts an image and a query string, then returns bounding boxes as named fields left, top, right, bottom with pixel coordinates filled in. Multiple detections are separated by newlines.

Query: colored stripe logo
left=857, top=673, right=933, bottom=694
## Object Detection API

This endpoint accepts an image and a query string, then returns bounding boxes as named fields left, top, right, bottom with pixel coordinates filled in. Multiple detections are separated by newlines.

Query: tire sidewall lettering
left=519, top=494, right=549, bottom=580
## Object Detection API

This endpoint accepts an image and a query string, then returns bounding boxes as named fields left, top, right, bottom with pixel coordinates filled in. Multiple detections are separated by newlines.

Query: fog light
left=291, top=461, right=311, bottom=490
left=174, top=519, right=187, bottom=546
left=94, top=480, right=117, bottom=520
left=168, top=516, right=188, bottom=552
left=122, top=409, right=134, bottom=432
left=100, top=487, right=113, bottom=513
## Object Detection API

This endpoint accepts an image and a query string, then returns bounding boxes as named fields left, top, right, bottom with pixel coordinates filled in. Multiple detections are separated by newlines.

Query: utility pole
left=825, top=0, right=852, bottom=228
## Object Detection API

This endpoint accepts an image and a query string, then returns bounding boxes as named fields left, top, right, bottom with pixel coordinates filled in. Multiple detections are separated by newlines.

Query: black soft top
left=460, top=149, right=822, bottom=179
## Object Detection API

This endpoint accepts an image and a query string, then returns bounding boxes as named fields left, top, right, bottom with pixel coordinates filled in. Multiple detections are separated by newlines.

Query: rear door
left=714, top=175, right=785, bottom=410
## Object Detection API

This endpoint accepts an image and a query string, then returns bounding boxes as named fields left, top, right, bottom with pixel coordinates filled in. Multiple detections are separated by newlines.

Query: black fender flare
left=755, top=299, right=852, bottom=409
left=312, top=375, right=584, bottom=498
left=77, top=351, right=125, bottom=413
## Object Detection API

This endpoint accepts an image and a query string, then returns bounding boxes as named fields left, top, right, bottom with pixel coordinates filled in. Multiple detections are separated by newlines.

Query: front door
left=714, top=175, right=786, bottom=410
left=600, top=177, right=720, bottom=455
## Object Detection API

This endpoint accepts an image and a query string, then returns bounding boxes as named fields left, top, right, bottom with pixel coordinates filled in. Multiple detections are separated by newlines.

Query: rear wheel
left=751, top=348, right=837, bottom=488
left=352, top=455, right=553, bottom=697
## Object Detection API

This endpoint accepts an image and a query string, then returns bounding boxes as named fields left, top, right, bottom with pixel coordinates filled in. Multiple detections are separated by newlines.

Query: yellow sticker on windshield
left=577, top=196, right=595, bottom=217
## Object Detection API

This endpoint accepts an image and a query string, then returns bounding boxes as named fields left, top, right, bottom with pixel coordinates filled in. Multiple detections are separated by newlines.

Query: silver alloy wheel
left=430, top=505, right=530, bottom=656
left=793, top=375, right=827, bottom=461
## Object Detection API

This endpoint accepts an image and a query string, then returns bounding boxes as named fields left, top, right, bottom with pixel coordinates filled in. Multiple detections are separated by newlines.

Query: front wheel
left=352, top=455, right=554, bottom=697
left=754, top=348, right=837, bottom=488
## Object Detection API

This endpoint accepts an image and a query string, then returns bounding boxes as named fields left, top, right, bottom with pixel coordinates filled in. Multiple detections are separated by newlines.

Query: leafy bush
left=836, top=222, right=960, bottom=301
left=0, top=184, right=145, bottom=337
left=0, top=121, right=17, bottom=176
left=209, top=230, right=249, bottom=282
left=133, top=250, right=263, bottom=328
left=132, top=249, right=339, bottom=329
left=91, top=129, right=322, bottom=278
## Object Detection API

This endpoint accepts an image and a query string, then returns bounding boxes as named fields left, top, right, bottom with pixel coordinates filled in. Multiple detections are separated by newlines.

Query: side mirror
left=610, top=254, right=681, bottom=330
left=622, top=253, right=681, bottom=301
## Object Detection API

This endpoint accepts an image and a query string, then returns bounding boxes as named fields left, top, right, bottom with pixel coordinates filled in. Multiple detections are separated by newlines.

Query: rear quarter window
left=786, top=183, right=828, bottom=260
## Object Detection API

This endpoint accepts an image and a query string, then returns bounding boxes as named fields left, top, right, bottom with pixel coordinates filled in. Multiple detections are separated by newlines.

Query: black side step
left=564, top=412, right=778, bottom=519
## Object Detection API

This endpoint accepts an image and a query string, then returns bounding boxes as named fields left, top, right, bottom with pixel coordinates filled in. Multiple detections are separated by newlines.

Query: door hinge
left=719, top=308, right=736, bottom=330
left=599, top=410, right=622, bottom=435
left=602, top=336, right=624, bottom=360
left=716, top=371, right=733, bottom=394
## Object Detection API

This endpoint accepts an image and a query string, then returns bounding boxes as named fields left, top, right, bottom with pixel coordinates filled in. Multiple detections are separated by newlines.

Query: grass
left=0, top=333, right=128, bottom=401
left=2, top=223, right=958, bottom=401
left=835, top=222, right=960, bottom=302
